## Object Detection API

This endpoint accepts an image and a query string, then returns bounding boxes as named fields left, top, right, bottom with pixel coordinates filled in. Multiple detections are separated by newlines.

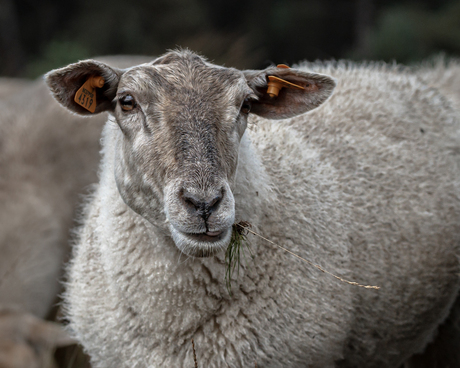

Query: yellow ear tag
left=74, top=76, right=105, bottom=113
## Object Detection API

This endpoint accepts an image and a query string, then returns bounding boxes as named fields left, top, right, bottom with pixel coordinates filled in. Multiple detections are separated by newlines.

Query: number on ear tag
left=74, top=76, right=105, bottom=113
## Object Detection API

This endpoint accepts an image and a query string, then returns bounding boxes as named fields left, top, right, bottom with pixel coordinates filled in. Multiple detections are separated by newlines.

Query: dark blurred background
left=1, top=0, right=460, bottom=78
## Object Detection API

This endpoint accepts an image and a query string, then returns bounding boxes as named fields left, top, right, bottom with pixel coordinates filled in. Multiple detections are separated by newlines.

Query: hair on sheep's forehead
left=151, top=49, right=207, bottom=66
left=119, top=50, right=251, bottom=101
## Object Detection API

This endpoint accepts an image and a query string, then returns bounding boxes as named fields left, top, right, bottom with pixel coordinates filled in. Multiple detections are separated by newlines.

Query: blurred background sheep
left=0, top=56, right=152, bottom=368
left=1, top=0, right=460, bottom=367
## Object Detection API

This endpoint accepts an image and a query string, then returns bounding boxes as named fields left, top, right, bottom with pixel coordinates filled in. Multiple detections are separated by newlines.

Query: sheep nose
left=181, top=189, right=223, bottom=220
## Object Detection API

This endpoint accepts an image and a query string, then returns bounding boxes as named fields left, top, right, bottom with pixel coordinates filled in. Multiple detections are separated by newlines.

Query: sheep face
left=113, top=55, right=250, bottom=257
left=46, top=50, right=336, bottom=257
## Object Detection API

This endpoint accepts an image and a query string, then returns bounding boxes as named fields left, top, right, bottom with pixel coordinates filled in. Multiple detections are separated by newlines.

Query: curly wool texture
left=66, top=61, right=460, bottom=367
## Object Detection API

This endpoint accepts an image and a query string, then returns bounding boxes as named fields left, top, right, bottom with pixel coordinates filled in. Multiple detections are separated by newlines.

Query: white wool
left=65, top=60, right=460, bottom=367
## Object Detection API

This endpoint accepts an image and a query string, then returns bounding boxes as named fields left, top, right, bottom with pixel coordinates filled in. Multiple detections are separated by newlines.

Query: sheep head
left=46, top=50, right=335, bottom=257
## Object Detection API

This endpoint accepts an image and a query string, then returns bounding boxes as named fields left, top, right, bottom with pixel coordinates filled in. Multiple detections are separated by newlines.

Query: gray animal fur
left=0, top=78, right=32, bottom=99
left=46, top=51, right=460, bottom=367
left=0, top=57, right=153, bottom=368
left=0, top=79, right=104, bottom=318
left=414, top=56, right=460, bottom=112
left=0, top=77, right=103, bottom=368
left=0, top=308, right=76, bottom=368
left=0, top=56, right=153, bottom=319
left=403, top=57, right=460, bottom=368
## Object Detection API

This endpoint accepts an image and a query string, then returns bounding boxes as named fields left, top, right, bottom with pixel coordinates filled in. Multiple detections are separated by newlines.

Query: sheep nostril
left=208, top=192, right=223, bottom=211
left=180, top=189, right=224, bottom=217
left=182, top=193, right=201, bottom=210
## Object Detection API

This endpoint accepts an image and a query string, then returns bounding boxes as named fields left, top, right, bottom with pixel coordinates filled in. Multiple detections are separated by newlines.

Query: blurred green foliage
left=25, top=40, right=92, bottom=78
left=1, top=0, right=459, bottom=78
left=349, top=1, right=460, bottom=62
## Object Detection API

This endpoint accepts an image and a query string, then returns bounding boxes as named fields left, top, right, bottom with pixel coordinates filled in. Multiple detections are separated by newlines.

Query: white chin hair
left=170, top=225, right=232, bottom=257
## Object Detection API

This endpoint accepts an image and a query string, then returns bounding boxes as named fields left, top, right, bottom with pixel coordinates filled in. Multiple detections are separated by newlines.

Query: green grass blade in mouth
left=225, top=221, right=252, bottom=296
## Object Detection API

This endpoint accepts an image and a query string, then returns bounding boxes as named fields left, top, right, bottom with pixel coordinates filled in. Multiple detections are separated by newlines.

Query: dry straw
left=225, top=222, right=380, bottom=292
left=191, top=338, right=198, bottom=368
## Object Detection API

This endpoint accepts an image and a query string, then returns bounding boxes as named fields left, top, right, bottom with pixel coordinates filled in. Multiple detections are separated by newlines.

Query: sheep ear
left=244, top=67, right=336, bottom=119
left=45, top=60, right=123, bottom=115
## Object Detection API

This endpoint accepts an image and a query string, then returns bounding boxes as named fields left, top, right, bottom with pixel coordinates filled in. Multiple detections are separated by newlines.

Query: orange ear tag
left=267, top=76, right=305, bottom=98
left=74, top=76, right=105, bottom=113
left=266, top=64, right=304, bottom=98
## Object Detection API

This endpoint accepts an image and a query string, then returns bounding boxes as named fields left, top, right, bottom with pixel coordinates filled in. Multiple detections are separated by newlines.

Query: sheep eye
left=119, top=95, right=136, bottom=111
left=241, top=98, right=252, bottom=114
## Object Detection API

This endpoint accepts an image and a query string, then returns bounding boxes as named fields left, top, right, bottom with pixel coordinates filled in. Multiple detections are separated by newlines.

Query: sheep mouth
left=184, top=230, right=226, bottom=242
left=169, top=226, right=232, bottom=257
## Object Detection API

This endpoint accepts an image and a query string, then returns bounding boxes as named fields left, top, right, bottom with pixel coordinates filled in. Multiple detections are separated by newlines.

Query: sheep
left=45, top=50, right=460, bottom=368
left=401, top=57, right=460, bottom=368
left=414, top=57, right=460, bottom=112
left=0, top=308, right=76, bottom=368
left=0, top=78, right=32, bottom=99
left=0, top=76, right=105, bottom=368
left=0, top=76, right=105, bottom=318
left=0, top=56, right=156, bottom=317
left=0, top=56, right=153, bottom=367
